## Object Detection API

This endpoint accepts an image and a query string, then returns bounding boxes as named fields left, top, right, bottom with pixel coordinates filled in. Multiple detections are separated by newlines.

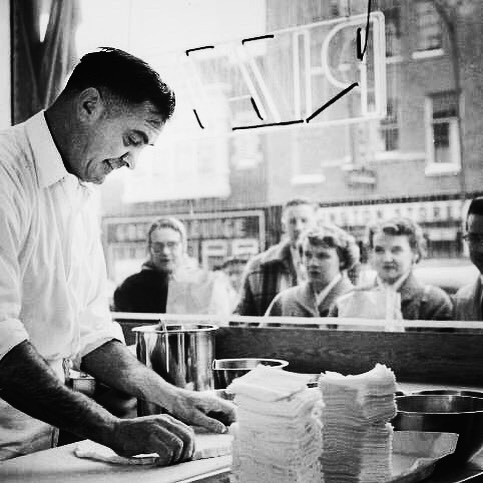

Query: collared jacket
left=234, top=240, right=299, bottom=316
left=454, top=276, right=482, bottom=321
left=265, top=277, right=354, bottom=317
left=331, top=272, right=453, bottom=321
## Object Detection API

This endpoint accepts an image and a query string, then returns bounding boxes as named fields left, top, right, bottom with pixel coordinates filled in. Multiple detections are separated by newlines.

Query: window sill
left=424, top=163, right=460, bottom=176
left=412, top=49, right=444, bottom=60
left=291, top=174, right=325, bottom=185
left=386, top=55, right=403, bottom=64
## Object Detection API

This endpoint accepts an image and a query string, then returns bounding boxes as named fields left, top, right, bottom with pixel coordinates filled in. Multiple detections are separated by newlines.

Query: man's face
left=224, top=262, right=246, bottom=292
left=282, top=204, right=316, bottom=246
left=73, top=97, right=164, bottom=184
left=149, top=227, right=183, bottom=273
left=371, top=232, right=416, bottom=284
left=467, top=214, right=483, bottom=274
left=302, top=241, right=341, bottom=289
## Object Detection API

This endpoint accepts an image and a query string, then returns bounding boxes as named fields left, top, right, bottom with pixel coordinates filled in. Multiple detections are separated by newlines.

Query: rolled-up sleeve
left=0, top=180, right=29, bottom=361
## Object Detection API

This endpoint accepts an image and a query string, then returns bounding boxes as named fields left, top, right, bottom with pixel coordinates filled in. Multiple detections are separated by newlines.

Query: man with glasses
left=454, top=197, right=483, bottom=320
left=113, top=217, right=231, bottom=315
left=114, top=217, right=186, bottom=313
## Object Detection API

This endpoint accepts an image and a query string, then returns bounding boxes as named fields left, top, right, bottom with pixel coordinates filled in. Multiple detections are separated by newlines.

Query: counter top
left=0, top=443, right=232, bottom=483
left=1, top=382, right=483, bottom=482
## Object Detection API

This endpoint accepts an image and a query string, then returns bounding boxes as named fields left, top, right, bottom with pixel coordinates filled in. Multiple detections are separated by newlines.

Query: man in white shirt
left=0, top=48, right=235, bottom=463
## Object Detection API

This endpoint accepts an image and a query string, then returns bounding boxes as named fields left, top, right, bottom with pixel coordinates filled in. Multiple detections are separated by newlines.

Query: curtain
left=11, top=0, right=81, bottom=124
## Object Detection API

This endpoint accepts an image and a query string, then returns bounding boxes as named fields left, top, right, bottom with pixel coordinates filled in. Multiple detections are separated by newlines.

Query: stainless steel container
left=393, top=394, right=483, bottom=463
left=133, top=322, right=217, bottom=416
left=212, top=357, right=289, bottom=389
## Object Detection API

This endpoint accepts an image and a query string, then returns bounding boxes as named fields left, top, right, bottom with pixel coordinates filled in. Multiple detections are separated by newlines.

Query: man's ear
left=77, top=87, right=105, bottom=122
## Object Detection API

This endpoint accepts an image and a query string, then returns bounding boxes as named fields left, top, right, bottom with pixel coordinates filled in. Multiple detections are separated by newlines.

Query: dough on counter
left=74, top=432, right=233, bottom=465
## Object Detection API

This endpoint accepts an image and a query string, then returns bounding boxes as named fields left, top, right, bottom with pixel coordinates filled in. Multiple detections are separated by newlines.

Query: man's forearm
left=81, top=340, right=181, bottom=412
left=0, top=340, right=118, bottom=445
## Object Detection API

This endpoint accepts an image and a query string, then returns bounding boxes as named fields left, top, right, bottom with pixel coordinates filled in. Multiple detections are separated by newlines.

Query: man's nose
left=381, top=250, right=393, bottom=261
left=122, top=151, right=140, bottom=170
left=294, top=219, right=305, bottom=230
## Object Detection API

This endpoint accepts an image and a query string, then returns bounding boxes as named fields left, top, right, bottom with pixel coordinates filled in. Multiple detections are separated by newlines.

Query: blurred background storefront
left=3, top=0, right=483, bottom=286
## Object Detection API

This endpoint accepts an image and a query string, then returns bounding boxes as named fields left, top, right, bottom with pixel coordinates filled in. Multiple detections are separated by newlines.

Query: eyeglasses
left=150, top=241, right=180, bottom=253
left=463, top=233, right=483, bottom=245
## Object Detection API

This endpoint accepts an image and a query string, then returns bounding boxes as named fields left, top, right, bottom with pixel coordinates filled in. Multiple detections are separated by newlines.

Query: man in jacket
left=235, top=198, right=316, bottom=316
left=454, top=197, right=483, bottom=320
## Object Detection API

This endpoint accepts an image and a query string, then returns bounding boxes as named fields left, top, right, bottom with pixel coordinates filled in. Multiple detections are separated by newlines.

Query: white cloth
left=0, top=111, right=124, bottom=459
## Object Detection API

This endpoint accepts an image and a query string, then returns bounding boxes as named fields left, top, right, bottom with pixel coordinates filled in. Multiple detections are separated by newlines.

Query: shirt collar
left=315, top=273, right=342, bottom=306
left=25, top=110, right=70, bottom=189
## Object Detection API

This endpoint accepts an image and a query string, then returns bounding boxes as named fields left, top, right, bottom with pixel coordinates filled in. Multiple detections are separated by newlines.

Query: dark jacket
left=265, top=277, right=353, bottom=317
left=113, top=266, right=169, bottom=313
left=453, top=276, right=482, bottom=321
left=234, top=240, right=299, bottom=316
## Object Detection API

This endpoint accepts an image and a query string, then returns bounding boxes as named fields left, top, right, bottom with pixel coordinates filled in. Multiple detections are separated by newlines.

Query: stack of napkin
left=228, top=366, right=323, bottom=483
left=318, top=363, right=397, bottom=483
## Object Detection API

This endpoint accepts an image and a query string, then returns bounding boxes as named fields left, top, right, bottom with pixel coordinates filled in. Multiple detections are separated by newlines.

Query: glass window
left=384, top=6, right=402, bottom=57
left=379, top=98, right=399, bottom=152
left=427, top=92, right=460, bottom=168
left=416, top=0, right=443, bottom=52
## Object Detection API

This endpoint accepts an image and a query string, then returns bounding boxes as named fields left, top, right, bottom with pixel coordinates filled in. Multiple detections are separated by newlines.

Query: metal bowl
left=393, top=395, right=483, bottom=463
left=212, top=358, right=289, bottom=389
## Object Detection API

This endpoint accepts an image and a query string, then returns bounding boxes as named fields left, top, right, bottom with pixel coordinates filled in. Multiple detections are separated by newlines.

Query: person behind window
left=113, top=217, right=232, bottom=316
left=265, top=224, right=359, bottom=317
left=331, top=217, right=453, bottom=322
left=114, top=217, right=185, bottom=313
left=0, top=48, right=234, bottom=463
left=220, top=256, right=249, bottom=313
left=234, top=198, right=317, bottom=316
left=454, top=197, right=483, bottom=320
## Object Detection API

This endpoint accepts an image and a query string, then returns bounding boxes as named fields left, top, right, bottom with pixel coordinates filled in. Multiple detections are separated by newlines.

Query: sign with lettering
left=103, top=211, right=265, bottom=245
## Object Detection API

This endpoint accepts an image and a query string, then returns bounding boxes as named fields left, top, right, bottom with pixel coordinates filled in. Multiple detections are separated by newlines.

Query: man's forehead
left=284, top=204, right=315, bottom=217
left=151, top=227, right=181, bottom=240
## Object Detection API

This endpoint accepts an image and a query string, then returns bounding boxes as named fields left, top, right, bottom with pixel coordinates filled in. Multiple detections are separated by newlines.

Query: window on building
left=415, top=0, right=442, bottom=52
left=426, top=92, right=460, bottom=172
left=379, top=98, right=399, bottom=151
left=384, top=6, right=402, bottom=58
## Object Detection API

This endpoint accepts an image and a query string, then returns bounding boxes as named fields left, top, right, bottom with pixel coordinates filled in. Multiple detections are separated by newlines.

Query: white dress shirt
left=0, top=111, right=123, bottom=371
left=0, top=111, right=123, bottom=458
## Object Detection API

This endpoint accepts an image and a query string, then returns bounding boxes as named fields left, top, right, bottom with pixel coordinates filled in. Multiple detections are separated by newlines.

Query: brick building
left=101, top=0, right=483, bottom=281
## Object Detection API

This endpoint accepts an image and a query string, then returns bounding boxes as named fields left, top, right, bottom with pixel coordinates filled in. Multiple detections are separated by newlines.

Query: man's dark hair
left=466, top=197, right=483, bottom=229
left=282, top=197, right=315, bottom=212
left=64, top=47, right=175, bottom=121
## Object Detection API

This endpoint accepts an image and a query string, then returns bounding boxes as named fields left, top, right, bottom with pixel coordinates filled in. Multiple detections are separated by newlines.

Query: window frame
left=424, top=92, right=461, bottom=176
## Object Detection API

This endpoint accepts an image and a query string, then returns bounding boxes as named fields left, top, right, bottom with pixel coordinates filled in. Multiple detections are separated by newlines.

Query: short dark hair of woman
left=367, top=217, right=427, bottom=263
left=298, top=224, right=360, bottom=271
left=64, top=47, right=175, bottom=122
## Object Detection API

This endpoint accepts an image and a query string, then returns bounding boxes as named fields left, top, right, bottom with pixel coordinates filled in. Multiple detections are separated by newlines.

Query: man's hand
left=108, top=414, right=195, bottom=466
left=166, top=390, right=237, bottom=434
